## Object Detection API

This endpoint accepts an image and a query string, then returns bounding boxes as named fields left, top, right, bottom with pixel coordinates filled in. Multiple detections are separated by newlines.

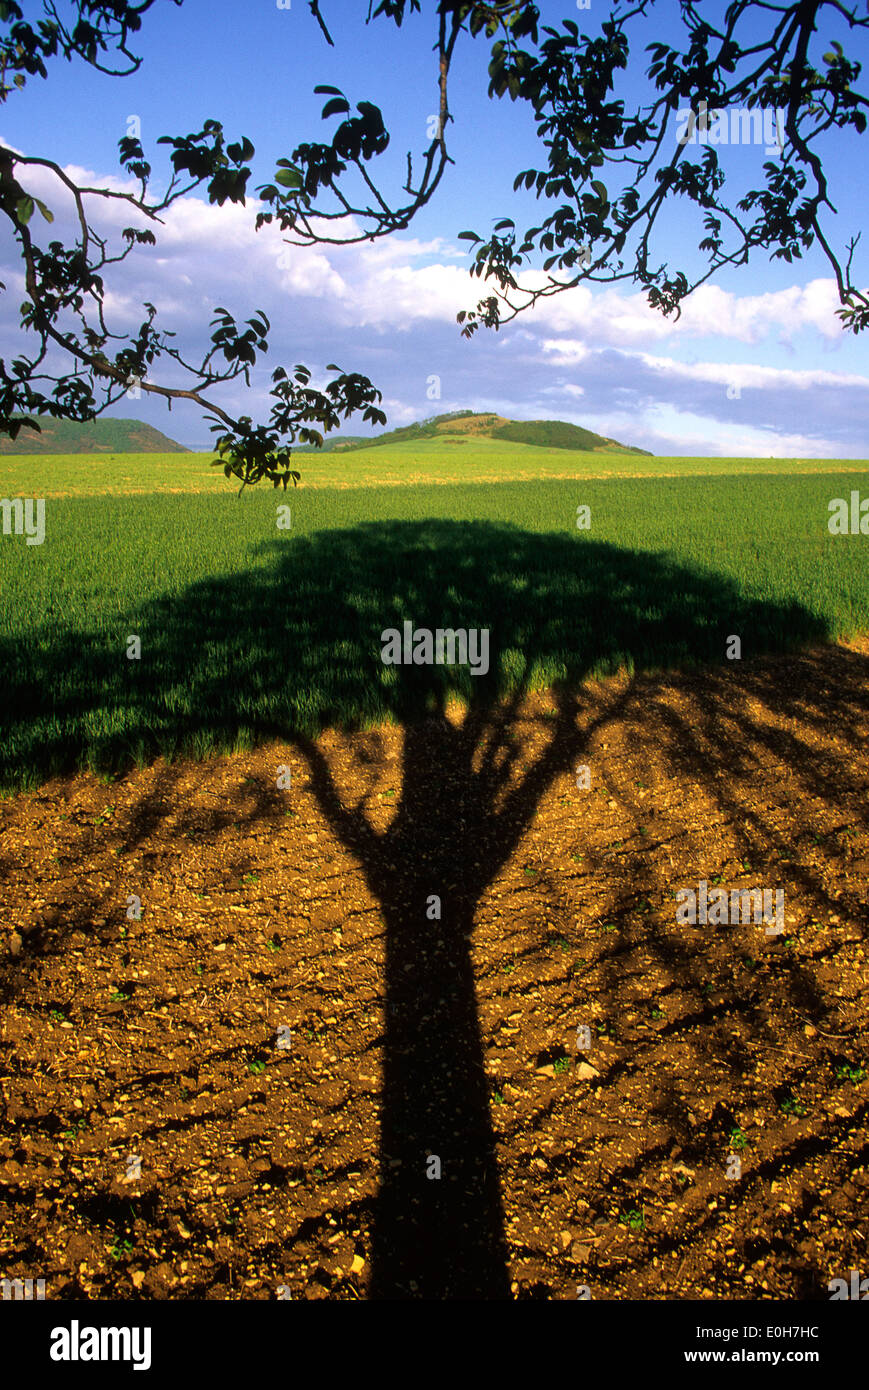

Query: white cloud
left=2, top=149, right=866, bottom=456
left=527, top=277, right=846, bottom=345
left=540, top=339, right=591, bottom=365
left=633, top=405, right=838, bottom=457
left=379, top=397, right=420, bottom=425
left=550, top=345, right=869, bottom=393
left=4, top=149, right=853, bottom=345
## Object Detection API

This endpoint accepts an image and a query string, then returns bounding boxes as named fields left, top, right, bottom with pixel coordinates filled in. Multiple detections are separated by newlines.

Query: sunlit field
left=1, top=454, right=866, bottom=790
left=0, top=440, right=867, bottom=496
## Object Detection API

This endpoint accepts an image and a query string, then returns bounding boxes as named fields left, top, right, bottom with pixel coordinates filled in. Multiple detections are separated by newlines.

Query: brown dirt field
left=1, top=642, right=867, bottom=1300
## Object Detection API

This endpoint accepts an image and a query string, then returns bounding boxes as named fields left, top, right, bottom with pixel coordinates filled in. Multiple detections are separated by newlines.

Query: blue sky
left=1, top=0, right=868, bottom=455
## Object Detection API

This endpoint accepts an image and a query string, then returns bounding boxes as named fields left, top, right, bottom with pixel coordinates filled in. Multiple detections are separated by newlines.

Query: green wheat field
left=1, top=444, right=867, bottom=791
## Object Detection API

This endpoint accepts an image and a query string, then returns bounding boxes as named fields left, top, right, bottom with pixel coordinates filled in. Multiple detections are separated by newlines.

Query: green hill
left=0, top=416, right=188, bottom=454
left=3, top=409, right=649, bottom=458
left=299, top=410, right=651, bottom=455
left=489, top=419, right=652, bottom=454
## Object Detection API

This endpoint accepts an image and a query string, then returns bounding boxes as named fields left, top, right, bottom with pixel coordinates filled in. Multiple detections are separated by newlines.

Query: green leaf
left=15, top=195, right=34, bottom=225
left=322, top=97, right=351, bottom=119
left=275, top=168, right=303, bottom=189
left=34, top=198, right=53, bottom=223
left=457, top=230, right=482, bottom=242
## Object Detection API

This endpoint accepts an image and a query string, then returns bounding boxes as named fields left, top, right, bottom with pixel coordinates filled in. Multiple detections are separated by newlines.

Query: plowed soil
left=1, top=641, right=868, bottom=1300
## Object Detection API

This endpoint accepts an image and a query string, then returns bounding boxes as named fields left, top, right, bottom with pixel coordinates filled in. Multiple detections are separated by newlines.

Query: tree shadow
left=0, top=518, right=828, bottom=789
left=0, top=519, right=834, bottom=1297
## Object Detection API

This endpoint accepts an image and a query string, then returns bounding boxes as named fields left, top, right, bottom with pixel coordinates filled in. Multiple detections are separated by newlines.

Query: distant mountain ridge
left=0, top=416, right=188, bottom=453
left=299, top=410, right=652, bottom=455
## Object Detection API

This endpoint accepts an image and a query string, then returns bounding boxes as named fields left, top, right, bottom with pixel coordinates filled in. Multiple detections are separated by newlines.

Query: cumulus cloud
left=527, top=278, right=846, bottom=346
left=1, top=149, right=852, bottom=343
left=1, top=148, right=866, bottom=455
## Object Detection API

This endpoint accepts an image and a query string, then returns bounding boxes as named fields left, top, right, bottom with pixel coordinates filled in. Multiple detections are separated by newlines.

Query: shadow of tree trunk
left=299, top=679, right=631, bottom=1297
left=0, top=517, right=837, bottom=1297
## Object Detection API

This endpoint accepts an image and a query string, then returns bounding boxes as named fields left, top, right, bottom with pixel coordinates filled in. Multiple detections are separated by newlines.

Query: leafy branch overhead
left=254, top=0, right=868, bottom=337
left=455, top=0, right=869, bottom=336
left=0, top=0, right=865, bottom=484
left=0, top=0, right=386, bottom=477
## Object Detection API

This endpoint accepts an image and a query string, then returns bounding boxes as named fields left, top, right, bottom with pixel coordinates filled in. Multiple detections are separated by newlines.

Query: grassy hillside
left=490, top=418, right=652, bottom=454
left=308, top=409, right=651, bottom=455
left=0, top=415, right=188, bottom=454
